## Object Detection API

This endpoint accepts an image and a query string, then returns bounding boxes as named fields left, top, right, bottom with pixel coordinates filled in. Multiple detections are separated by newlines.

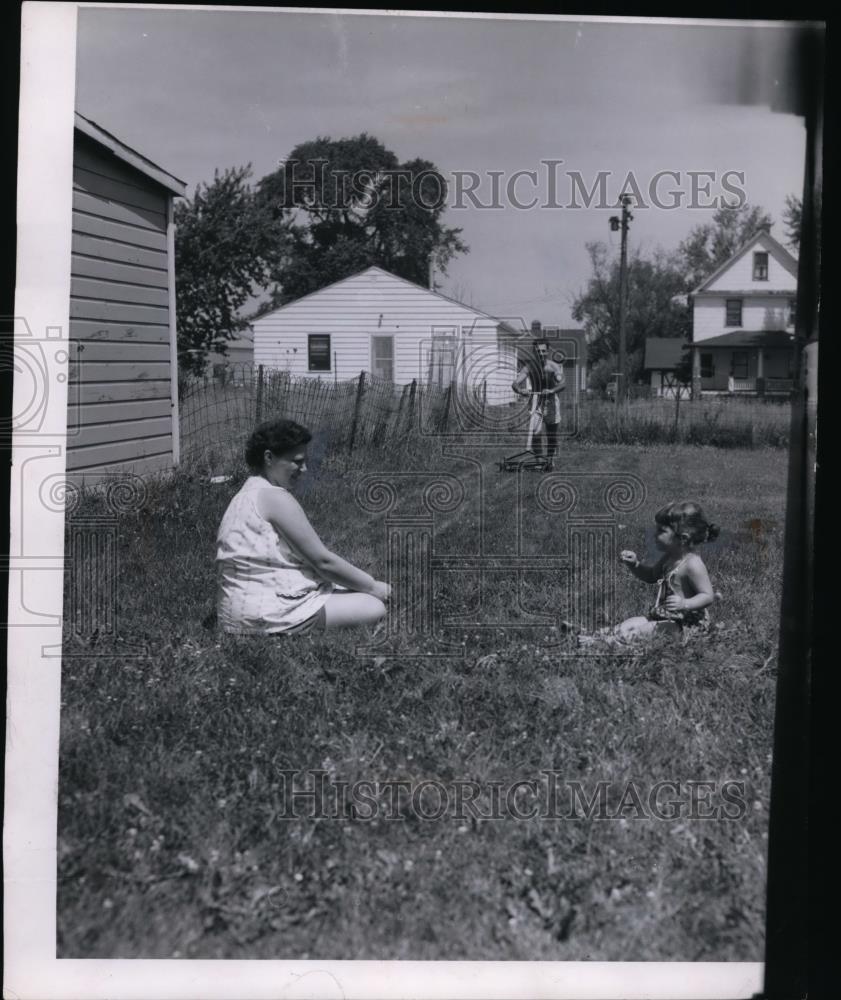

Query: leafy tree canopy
left=256, top=134, right=468, bottom=304
left=572, top=242, right=691, bottom=384
left=782, top=193, right=802, bottom=252
left=174, top=165, right=289, bottom=376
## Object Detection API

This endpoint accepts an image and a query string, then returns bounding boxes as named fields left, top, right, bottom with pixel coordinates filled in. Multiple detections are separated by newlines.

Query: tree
left=782, top=194, right=802, bottom=252
left=678, top=202, right=773, bottom=290
left=572, top=242, right=691, bottom=386
left=174, top=165, right=289, bottom=377
left=257, top=134, right=468, bottom=304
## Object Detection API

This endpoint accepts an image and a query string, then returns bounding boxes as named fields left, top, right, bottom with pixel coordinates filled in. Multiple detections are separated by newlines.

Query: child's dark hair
left=245, top=419, right=312, bottom=472
left=654, top=501, right=720, bottom=545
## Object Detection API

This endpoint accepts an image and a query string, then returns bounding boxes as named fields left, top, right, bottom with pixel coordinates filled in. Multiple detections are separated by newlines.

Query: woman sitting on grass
left=578, top=500, right=719, bottom=646
left=216, top=418, right=390, bottom=635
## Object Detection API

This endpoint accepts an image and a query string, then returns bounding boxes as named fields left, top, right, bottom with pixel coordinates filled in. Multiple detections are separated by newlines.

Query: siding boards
left=66, top=436, right=174, bottom=473
left=68, top=452, right=175, bottom=481
left=69, top=397, right=172, bottom=429
left=69, top=360, right=172, bottom=383
left=74, top=135, right=171, bottom=200
left=73, top=341, right=171, bottom=363
left=72, top=212, right=167, bottom=252
left=68, top=135, right=176, bottom=479
left=73, top=380, right=172, bottom=406
left=71, top=299, right=169, bottom=325
left=71, top=320, right=171, bottom=344
left=73, top=189, right=166, bottom=233
left=71, top=254, right=168, bottom=288
left=74, top=164, right=169, bottom=215
left=65, top=416, right=172, bottom=447
left=72, top=232, right=167, bottom=270
left=72, top=276, right=169, bottom=308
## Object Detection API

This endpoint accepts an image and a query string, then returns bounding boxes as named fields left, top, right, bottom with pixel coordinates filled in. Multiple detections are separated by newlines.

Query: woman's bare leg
left=320, top=592, right=387, bottom=629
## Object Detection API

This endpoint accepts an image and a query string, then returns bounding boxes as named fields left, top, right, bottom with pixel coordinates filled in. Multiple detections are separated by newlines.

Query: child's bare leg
left=615, top=616, right=657, bottom=641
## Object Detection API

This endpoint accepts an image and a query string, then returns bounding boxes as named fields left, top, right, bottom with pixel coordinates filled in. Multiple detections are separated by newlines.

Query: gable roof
left=74, top=112, right=187, bottom=197
left=255, top=265, right=524, bottom=334
left=644, top=338, right=689, bottom=370
left=691, top=229, right=798, bottom=296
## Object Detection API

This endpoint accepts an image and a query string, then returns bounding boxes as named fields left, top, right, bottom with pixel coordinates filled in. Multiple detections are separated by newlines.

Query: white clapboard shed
left=68, top=113, right=186, bottom=481
left=251, top=267, right=523, bottom=403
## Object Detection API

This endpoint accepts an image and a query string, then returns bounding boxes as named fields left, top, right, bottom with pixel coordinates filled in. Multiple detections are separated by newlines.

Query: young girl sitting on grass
left=579, top=500, right=720, bottom=646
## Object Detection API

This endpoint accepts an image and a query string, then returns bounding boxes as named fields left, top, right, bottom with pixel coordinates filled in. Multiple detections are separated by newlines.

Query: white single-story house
left=690, top=227, right=797, bottom=396
left=250, top=266, right=523, bottom=403
left=69, top=112, right=186, bottom=480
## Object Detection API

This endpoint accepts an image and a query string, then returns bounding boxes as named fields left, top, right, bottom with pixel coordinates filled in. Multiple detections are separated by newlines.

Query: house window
left=753, top=252, right=769, bottom=280
left=371, top=335, right=394, bottom=382
left=788, top=297, right=797, bottom=327
left=700, top=353, right=714, bottom=379
left=725, top=299, right=742, bottom=327
left=732, top=352, right=749, bottom=378
left=307, top=334, right=331, bottom=371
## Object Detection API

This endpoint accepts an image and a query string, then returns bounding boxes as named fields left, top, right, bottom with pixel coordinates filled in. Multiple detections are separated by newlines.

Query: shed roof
left=644, top=338, right=689, bottom=370
left=692, top=330, right=796, bottom=349
left=74, top=112, right=187, bottom=197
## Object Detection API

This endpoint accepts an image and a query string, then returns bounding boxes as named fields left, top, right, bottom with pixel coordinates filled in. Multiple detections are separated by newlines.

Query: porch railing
left=729, top=377, right=756, bottom=393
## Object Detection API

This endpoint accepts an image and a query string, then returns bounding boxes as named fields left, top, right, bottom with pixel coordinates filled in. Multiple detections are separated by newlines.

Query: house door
left=371, top=335, right=394, bottom=382
left=428, top=330, right=459, bottom=388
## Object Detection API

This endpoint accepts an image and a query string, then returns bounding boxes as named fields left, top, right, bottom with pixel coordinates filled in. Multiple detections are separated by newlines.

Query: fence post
left=396, top=381, right=409, bottom=432
left=348, top=370, right=366, bottom=452
left=439, top=382, right=453, bottom=434
left=408, top=379, right=417, bottom=435
left=672, top=382, right=682, bottom=441
left=256, top=364, right=264, bottom=424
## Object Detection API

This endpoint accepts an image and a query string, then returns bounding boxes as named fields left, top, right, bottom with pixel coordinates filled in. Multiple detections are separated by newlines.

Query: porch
left=727, top=376, right=795, bottom=396
left=692, top=330, right=795, bottom=398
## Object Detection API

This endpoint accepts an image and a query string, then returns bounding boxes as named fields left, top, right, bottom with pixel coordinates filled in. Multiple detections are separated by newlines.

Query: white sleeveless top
left=216, top=476, right=332, bottom=634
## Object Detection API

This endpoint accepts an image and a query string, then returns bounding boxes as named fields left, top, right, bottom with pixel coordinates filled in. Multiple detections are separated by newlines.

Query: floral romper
left=647, top=555, right=711, bottom=634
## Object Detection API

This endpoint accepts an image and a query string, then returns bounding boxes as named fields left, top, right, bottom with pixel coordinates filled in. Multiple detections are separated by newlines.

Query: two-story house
left=690, top=227, right=798, bottom=397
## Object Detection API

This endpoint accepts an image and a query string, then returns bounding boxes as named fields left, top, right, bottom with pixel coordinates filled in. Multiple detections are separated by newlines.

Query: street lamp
left=609, top=195, right=633, bottom=404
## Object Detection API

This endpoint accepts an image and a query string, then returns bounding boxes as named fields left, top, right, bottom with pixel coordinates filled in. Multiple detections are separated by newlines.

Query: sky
left=75, top=9, right=808, bottom=327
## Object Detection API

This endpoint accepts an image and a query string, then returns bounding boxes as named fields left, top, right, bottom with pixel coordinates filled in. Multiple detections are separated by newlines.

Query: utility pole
left=609, top=195, right=633, bottom=405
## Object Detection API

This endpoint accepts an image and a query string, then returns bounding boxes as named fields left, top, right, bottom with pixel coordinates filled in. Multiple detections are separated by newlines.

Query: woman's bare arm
left=258, top=489, right=382, bottom=594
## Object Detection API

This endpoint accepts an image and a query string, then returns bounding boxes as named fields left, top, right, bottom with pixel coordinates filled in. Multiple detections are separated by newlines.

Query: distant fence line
left=179, top=364, right=485, bottom=472
left=179, top=363, right=792, bottom=475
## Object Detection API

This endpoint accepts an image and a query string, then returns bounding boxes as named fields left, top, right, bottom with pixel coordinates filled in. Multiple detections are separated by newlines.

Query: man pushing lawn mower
left=508, top=339, right=565, bottom=472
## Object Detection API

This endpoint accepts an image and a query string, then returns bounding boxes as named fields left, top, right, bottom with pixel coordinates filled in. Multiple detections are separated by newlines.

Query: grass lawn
left=58, top=441, right=786, bottom=960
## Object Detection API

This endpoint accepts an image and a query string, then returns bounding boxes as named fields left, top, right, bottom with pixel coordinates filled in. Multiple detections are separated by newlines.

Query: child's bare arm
left=619, top=551, right=664, bottom=583
left=665, top=556, right=715, bottom=611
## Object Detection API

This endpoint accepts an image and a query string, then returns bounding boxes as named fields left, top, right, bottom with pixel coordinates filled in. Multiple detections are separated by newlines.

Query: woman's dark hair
left=245, top=419, right=312, bottom=472
left=654, top=501, right=720, bottom=545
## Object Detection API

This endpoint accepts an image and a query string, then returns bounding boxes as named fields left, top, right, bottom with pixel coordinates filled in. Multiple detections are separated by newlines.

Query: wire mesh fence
left=179, top=363, right=793, bottom=476
left=179, top=364, right=482, bottom=473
